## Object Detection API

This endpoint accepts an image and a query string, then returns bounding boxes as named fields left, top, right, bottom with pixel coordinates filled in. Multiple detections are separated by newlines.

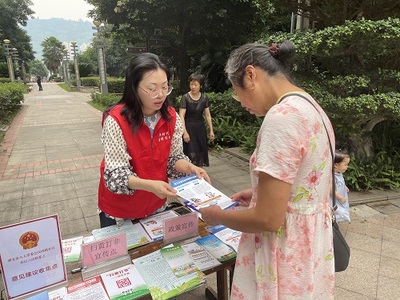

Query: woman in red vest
left=98, top=53, right=210, bottom=228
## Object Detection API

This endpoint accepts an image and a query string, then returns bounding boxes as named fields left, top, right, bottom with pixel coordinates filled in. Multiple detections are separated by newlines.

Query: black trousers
left=99, top=212, right=116, bottom=228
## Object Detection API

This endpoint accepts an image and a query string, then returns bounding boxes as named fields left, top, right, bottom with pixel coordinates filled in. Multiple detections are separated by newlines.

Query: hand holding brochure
left=170, top=174, right=237, bottom=213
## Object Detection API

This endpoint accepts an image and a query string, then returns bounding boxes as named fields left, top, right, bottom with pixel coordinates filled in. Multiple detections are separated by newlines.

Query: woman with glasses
left=179, top=73, right=215, bottom=166
left=98, top=53, right=210, bottom=228
left=200, top=41, right=335, bottom=299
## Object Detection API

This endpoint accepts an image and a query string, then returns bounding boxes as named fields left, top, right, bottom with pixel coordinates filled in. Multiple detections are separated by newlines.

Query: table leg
left=205, top=268, right=230, bottom=300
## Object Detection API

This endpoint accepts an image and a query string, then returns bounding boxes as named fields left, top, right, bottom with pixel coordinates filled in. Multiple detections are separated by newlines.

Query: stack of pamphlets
left=100, top=264, right=150, bottom=300
left=208, top=225, right=242, bottom=253
left=66, top=276, right=109, bottom=300
left=133, top=246, right=206, bottom=300
left=195, top=234, right=237, bottom=263
left=62, top=236, right=83, bottom=263
left=92, top=220, right=152, bottom=250
left=139, top=210, right=179, bottom=241
left=170, top=174, right=238, bottom=219
left=181, top=241, right=221, bottom=271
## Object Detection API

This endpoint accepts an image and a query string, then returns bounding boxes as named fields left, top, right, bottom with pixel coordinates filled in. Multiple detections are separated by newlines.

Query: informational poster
left=0, top=215, right=67, bottom=300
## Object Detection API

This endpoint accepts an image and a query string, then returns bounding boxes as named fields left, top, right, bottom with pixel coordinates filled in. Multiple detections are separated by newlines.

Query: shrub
left=90, top=93, right=120, bottom=109
left=0, top=82, right=25, bottom=121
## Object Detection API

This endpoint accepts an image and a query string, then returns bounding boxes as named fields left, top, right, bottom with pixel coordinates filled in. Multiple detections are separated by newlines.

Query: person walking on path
left=200, top=41, right=335, bottom=299
left=179, top=73, right=214, bottom=166
left=36, top=75, right=43, bottom=91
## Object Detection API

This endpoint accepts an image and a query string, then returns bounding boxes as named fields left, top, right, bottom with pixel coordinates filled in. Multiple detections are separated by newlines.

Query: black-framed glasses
left=139, top=85, right=173, bottom=99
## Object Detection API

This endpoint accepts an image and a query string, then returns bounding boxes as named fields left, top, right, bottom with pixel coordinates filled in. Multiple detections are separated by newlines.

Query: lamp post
left=62, top=48, right=69, bottom=83
left=11, top=48, right=20, bottom=81
left=70, top=41, right=81, bottom=90
left=21, top=60, right=27, bottom=83
left=3, top=39, right=15, bottom=82
left=93, top=20, right=108, bottom=94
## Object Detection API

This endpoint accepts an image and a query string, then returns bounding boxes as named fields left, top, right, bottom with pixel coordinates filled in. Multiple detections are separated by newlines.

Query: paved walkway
left=1, top=82, right=400, bottom=299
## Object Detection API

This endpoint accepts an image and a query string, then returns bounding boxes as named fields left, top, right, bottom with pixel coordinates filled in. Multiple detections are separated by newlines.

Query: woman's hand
left=148, top=180, right=178, bottom=199
left=189, top=165, right=211, bottom=183
left=209, top=131, right=215, bottom=141
left=183, top=132, right=190, bottom=143
left=199, top=205, right=222, bottom=226
left=230, top=188, right=253, bottom=207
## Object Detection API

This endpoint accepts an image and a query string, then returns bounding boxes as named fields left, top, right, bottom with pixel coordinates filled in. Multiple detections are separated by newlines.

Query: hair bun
left=268, top=43, right=280, bottom=57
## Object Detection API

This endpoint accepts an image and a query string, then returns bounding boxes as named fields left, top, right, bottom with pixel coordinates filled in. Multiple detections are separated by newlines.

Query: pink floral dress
left=231, top=93, right=335, bottom=300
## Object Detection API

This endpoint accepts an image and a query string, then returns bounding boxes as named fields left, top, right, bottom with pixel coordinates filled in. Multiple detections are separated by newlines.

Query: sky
left=30, top=0, right=94, bottom=21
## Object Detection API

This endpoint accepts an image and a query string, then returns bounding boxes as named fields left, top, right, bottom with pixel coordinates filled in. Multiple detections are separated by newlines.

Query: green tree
left=86, top=0, right=274, bottom=89
left=281, top=0, right=400, bottom=29
left=28, top=59, right=48, bottom=78
left=41, top=37, right=63, bottom=76
left=262, top=18, right=400, bottom=159
left=0, top=0, right=34, bottom=67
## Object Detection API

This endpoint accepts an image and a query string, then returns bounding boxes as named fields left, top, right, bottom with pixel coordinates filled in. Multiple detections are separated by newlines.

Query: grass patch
left=58, top=83, right=77, bottom=92
left=89, top=101, right=107, bottom=112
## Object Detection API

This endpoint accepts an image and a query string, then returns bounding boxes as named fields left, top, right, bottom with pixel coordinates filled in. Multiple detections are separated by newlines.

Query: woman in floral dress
left=199, top=41, right=336, bottom=299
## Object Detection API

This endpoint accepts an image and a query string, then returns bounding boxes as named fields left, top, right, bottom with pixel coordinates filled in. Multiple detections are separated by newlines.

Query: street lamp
left=3, top=39, right=15, bottom=82
left=93, top=20, right=108, bottom=94
left=70, top=41, right=81, bottom=90
left=11, top=48, right=20, bottom=81
left=62, top=48, right=69, bottom=83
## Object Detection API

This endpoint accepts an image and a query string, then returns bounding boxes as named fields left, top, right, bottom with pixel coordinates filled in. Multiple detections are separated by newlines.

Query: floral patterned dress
left=231, top=93, right=335, bottom=300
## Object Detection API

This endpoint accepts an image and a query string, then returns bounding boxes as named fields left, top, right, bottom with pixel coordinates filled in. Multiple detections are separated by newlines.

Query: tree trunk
left=349, top=116, right=386, bottom=159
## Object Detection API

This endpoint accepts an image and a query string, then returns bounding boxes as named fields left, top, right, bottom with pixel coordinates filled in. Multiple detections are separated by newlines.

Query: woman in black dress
left=179, top=74, right=214, bottom=166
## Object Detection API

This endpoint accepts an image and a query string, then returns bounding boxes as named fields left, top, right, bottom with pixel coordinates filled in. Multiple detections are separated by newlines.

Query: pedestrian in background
left=200, top=41, right=335, bottom=299
left=37, top=75, right=43, bottom=91
left=179, top=73, right=214, bottom=166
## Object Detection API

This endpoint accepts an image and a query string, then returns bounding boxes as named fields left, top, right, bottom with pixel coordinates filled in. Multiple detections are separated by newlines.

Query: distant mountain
left=26, top=18, right=94, bottom=60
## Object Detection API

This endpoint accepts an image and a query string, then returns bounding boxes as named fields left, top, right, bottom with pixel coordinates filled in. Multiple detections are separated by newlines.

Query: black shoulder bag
left=279, top=93, right=351, bottom=272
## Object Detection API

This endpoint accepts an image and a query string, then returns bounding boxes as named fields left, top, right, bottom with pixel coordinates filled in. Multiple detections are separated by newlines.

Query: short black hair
left=334, top=150, right=350, bottom=164
left=188, top=73, right=204, bottom=85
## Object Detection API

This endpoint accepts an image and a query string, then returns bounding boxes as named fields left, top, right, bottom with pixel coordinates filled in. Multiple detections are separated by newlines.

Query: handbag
left=279, top=93, right=350, bottom=272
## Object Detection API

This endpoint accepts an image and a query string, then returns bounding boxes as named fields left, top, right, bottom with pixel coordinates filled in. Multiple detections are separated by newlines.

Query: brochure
left=212, top=226, right=242, bottom=253
left=100, top=264, right=150, bottom=300
left=48, top=286, right=68, bottom=300
left=133, top=249, right=205, bottom=300
left=170, top=174, right=237, bottom=217
left=62, top=236, right=83, bottom=263
left=67, top=276, right=109, bottom=300
left=139, top=210, right=179, bottom=241
left=181, top=242, right=221, bottom=271
left=92, top=221, right=151, bottom=250
left=195, top=234, right=236, bottom=263
left=26, top=290, right=50, bottom=300
left=160, top=244, right=199, bottom=278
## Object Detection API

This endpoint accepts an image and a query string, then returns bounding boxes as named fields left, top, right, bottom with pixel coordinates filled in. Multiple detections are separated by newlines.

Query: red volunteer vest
left=98, top=104, right=176, bottom=219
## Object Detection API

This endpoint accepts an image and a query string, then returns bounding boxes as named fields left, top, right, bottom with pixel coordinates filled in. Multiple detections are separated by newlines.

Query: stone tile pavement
left=1, top=82, right=400, bottom=299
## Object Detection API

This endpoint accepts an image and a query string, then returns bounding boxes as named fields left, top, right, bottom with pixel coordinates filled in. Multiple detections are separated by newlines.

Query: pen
left=71, top=267, right=82, bottom=274
left=185, top=203, right=199, bottom=212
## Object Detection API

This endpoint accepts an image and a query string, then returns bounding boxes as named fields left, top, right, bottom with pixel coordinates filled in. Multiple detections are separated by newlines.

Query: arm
left=179, top=107, right=190, bottom=143
left=335, top=191, right=347, bottom=204
left=200, top=172, right=290, bottom=232
left=204, top=107, right=214, bottom=141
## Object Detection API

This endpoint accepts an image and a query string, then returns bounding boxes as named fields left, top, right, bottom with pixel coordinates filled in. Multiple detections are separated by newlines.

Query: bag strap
left=278, top=93, right=337, bottom=213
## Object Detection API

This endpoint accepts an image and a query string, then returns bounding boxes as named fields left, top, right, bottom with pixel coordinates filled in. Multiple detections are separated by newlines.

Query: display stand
left=81, top=254, right=131, bottom=280
left=162, top=211, right=199, bottom=246
left=80, top=233, right=131, bottom=280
